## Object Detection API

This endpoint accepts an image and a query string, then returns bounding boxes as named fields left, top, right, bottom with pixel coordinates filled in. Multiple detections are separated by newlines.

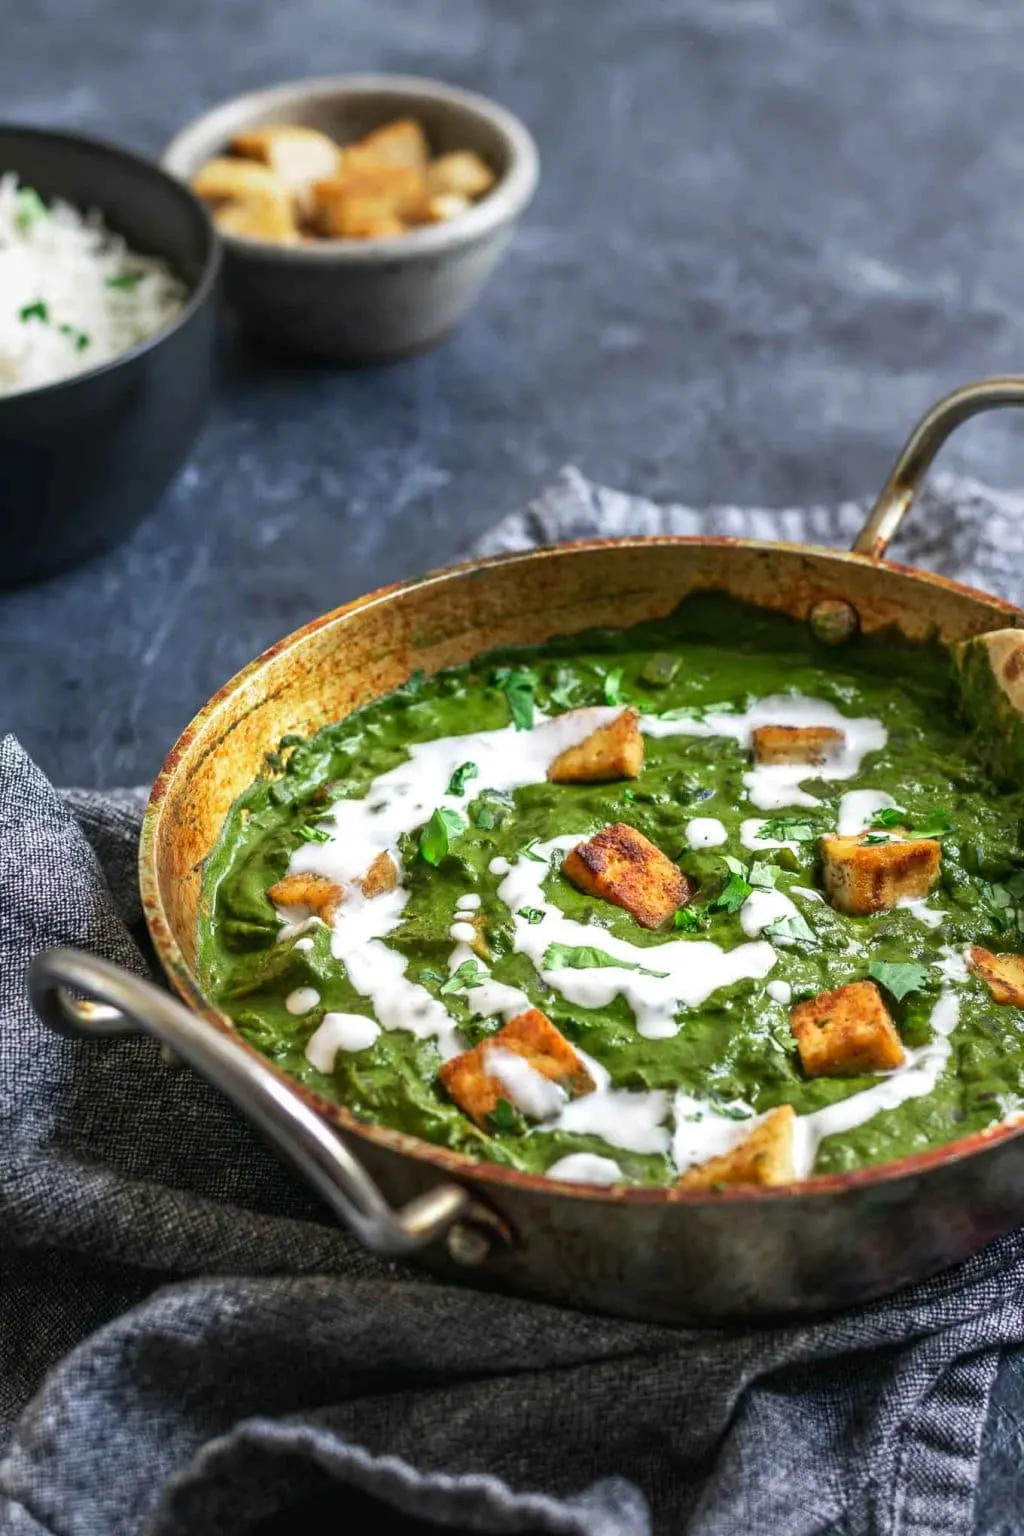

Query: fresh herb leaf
left=622, top=787, right=637, bottom=803
left=19, top=300, right=48, bottom=322
left=447, top=761, right=478, bottom=796
left=520, top=838, right=546, bottom=862
left=709, top=872, right=752, bottom=914
left=909, top=808, right=952, bottom=838
left=439, top=958, right=487, bottom=995
left=75, top=332, right=91, bottom=351
left=14, top=188, right=47, bottom=228
left=757, top=815, right=820, bottom=843
left=723, top=855, right=747, bottom=876
left=488, top=1097, right=520, bottom=1134
left=748, top=861, right=779, bottom=890
left=105, top=270, right=145, bottom=290
left=420, top=806, right=465, bottom=865
left=602, top=667, right=625, bottom=706
left=862, top=833, right=893, bottom=846
left=549, top=669, right=578, bottom=709
left=295, top=823, right=331, bottom=844
left=867, top=959, right=930, bottom=1001
left=472, top=793, right=509, bottom=831
left=763, top=912, right=817, bottom=946
left=494, top=666, right=537, bottom=730
left=869, top=807, right=906, bottom=829
left=674, top=906, right=707, bottom=932
left=639, top=653, right=678, bottom=688
left=713, top=1102, right=755, bottom=1121
left=661, top=704, right=708, bottom=723
left=979, top=881, right=1019, bottom=934
left=542, top=942, right=668, bottom=979
left=519, top=906, right=545, bottom=925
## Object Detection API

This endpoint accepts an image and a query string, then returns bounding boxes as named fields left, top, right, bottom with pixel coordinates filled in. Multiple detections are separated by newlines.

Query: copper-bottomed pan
left=29, top=378, right=1024, bottom=1324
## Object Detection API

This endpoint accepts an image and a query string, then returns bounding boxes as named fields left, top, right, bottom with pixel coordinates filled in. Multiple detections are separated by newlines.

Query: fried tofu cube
left=677, top=1106, right=796, bottom=1191
left=213, top=195, right=300, bottom=244
left=790, top=980, right=905, bottom=1077
left=230, top=125, right=341, bottom=216
left=312, top=164, right=426, bottom=236
left=427, top=151, right=496, bottom=199
left=267, top=871, right=344, bottom=924
left=752, top=725, right=845, bottom=766
left=548, top=709, right=645, bottom=784
left=562, top=822, right=693, bottom=929
left=349, top=118, right=430, bottom=171
left=820, top=832, right=941, bottom=915
left=424, top=192, right=471, bottom=223
left=359, top=852, right=398, bottom=898
left=438, top=1007, right=594, bottom=1129
left=969, top=946, right=1024, bottom=1005
left=191, top=157, right=291, bottom=206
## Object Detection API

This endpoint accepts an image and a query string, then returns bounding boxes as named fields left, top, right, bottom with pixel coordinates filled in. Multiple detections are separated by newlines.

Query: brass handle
left=28, top=948, right=488, bottom=1259
left=852, top=377, right=1024, bottom=558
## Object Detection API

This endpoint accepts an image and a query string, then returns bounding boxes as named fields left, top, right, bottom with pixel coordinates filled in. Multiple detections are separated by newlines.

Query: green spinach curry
left=199, top=595, right=1024, bottom=1187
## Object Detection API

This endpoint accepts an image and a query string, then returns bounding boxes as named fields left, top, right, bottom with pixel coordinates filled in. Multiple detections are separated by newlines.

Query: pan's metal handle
left=28, top=947, right=487, bottom=1259
left=852, top=376, right=1024, bottom=558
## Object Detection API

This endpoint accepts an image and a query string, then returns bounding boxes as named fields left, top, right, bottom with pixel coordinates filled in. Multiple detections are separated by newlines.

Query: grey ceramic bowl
left=162, top=74, right=539, bottom=363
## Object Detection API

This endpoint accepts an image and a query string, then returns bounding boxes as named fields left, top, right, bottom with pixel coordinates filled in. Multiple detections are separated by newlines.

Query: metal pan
left=30, top=378, right=1024, bottom=1324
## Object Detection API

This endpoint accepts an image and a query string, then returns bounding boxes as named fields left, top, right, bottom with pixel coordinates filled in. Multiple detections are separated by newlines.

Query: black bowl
left=0, top=127, right=221, bottom=587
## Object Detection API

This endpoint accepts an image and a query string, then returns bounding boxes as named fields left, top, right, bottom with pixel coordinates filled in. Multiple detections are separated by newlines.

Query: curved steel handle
left=28, top=948, right=479, bottom=1258
left=852, top=376, right=1024, bottom=558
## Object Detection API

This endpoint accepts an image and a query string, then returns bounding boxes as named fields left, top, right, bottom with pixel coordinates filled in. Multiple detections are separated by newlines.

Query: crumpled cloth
left=3, top=469, right=1024, bottom=1536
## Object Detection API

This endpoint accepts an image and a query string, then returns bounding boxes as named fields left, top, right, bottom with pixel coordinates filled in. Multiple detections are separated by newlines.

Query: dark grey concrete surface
left=6, top=0, right=1024, bottom=787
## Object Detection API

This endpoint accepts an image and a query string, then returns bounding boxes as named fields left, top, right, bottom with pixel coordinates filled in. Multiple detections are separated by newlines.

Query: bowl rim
left=160, top=72, right=540, bottom=264
left=0, top=122, right=221, bottom=407
left=140, top=534, right=1024, bottom=1209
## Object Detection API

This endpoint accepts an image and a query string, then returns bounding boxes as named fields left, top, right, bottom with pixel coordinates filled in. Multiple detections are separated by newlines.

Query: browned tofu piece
left=424, top=192, right=471, bottom=223
left=751, top=725, right=845, bottom=766
left=213, top=195, right=300, bottom=244
left=562, top=823, right=693, bottom=929
left=359, top=852, right=398, bottom=898
left=348, top=118, right=430, bottom=170
left=820, top=832, right=941, bottom=915
left=438, top=1008, right=594, bottom=1129
left=191, top=157, right=290, bottom=206
left=312, top=163, right=426, bottom=236
left=230, top=125, right=341, bottom=214
left=678, top=1106, right=796, bottom=1191
left=548, top=709, right=645, bottom=784
left=466, top=912, right=490, bottom=961
left=790, top=980, right=905, bottom=1077
left=266, top=871, right=344, bottom=923
left=427, top=150, right=496, bottom=199
left=969, top=946, right=1024, bottom=1005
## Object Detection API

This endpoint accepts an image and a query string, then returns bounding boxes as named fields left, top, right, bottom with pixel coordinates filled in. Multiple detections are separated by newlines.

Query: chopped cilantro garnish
left=295, top=823, right=331, bottom=844
left=447, top=761, right=478, bottom=796
left=709, top=871, right=752, bottom=914
left=862, top=833, right=893, bottom=846
left=713, top=1102, right=755, bottom=1121
left=602, top=667, right=625, bottom=706
left=869, top=807, right=906, bottom=829
left=978, top=881, right=1019, bottom=934
left=19, top=300, right=48, bottom=323
left=763, top=911, right=817, bottom=946
left=488, top=1098, right=521, bottom=1134
left=520, top=838, right=546, bottom=862
left=439, top=958, right=487, bottom=995
left=105, top=271, right=145, bottom=290
left=674, top=906, right=706, bottom=932
left=418, top=967, right=446, bottom=986
left=748, top=861, right=779, bottom=890
left=420, top=806, right=465, bottom=865
left=868, top=959, right=930, bottom=1002
left=549, top=668, right=578, bottom=709
left=542, top=942, right=668, bottom=978
left=757, top=815, right=819, bottom=843
left=494, top=666, right=536, bottom=730
left=75, top=332, right=91, bottom=351
left=14, top=188, right=48, bottom=228
left=519, top=906, right=545, bottom=925
left=868, top=805, right=951, bottom=839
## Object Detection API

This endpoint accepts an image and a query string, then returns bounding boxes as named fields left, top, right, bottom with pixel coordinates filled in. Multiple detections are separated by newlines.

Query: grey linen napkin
left=3, top=471, right=1024, bottom=1536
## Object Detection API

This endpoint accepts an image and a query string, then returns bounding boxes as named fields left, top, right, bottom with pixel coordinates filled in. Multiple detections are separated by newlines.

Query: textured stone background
left=4, top=0, right=1024, bottom=789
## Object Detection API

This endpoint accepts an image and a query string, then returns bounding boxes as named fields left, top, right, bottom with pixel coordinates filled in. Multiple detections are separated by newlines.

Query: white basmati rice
left=0, top=174, right=188, bottom=397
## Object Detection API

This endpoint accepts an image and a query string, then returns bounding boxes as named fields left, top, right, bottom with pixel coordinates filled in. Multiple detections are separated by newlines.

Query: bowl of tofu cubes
left=162, top=74, right=539, bottom=362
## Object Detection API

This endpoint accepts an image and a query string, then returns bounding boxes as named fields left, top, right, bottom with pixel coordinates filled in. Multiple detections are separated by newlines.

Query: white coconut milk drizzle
left=305, top=1011, right=381, bottom=1071
left=275, top=695, right=970, bottom=1168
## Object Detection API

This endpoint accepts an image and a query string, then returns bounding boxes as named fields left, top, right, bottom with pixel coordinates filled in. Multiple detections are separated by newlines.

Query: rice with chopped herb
left=0, top=174, right=188, bottom=397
